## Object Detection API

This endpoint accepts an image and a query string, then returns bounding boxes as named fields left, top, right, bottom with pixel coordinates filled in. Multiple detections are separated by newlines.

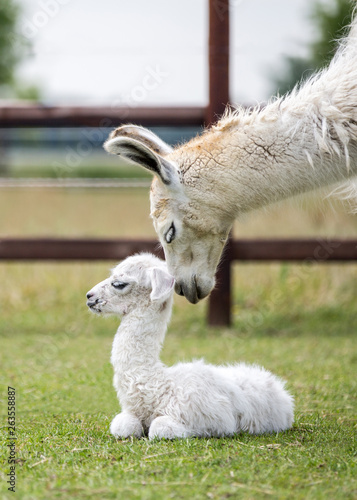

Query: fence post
left=206, top=0, right=231, bottom=326
left=207, top=235, right=233, bottom=327
left=207, top=0, right=230, bottom=122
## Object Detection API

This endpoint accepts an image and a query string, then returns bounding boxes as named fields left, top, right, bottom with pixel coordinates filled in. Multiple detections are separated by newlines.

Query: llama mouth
left=88, top=305, right=103, bottom=314
left=87, top=299, right=106, bottom=313
left=175, top=278, right=200, bottom=304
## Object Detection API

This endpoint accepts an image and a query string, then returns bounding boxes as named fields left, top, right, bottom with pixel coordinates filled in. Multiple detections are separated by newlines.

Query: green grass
left=0, top=190, right=357, bottom=499
left=0, top=262, right=356, bottom=500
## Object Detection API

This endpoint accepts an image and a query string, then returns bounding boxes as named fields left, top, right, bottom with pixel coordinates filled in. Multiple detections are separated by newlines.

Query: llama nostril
left=86, top=292, right=93, bottom=299
left=87, top=297, right=99, bottom=308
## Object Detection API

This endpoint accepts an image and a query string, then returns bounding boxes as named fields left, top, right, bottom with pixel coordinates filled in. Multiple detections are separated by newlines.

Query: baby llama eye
left=165, top=223, right=176, bottom=244
left=112, top=281, right=128, bottom=290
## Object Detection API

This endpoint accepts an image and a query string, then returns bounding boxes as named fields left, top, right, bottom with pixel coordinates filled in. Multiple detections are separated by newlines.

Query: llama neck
left=196, top=103, right=357, bottom=219
left=183, top=31, right=357, bottom=218
left=233, top=109, right=357, bottom=215
left=110, top=300, right=172, bottom=375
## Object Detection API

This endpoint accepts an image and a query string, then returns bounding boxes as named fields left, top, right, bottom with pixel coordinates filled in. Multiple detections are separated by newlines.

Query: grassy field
left=0, top=188, right=356, bottom=499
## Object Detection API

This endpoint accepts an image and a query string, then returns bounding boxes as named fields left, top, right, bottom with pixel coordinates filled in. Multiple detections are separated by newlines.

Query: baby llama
left=86, top=253, right=294, bottom=439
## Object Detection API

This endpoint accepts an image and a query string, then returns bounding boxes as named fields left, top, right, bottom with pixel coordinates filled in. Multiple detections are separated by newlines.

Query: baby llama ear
left=150, top=267, right=175, bottom=303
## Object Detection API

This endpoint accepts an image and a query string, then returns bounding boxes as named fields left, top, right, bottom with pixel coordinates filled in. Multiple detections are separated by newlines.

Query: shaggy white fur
left=86, top=253, right=294, bottom=439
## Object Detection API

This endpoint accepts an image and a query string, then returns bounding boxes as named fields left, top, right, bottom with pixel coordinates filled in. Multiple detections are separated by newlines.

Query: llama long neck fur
left=175, top=20, right=357, bottom=220
left=110, top=301, right=172, bottom=377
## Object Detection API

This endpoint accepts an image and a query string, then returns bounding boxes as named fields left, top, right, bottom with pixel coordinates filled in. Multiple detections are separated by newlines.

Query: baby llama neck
left=110, top=300, right=172, bottom=374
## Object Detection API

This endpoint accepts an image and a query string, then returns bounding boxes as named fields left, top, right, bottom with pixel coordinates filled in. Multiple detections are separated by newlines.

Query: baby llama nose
left=86, top=291, right=94, bottom=299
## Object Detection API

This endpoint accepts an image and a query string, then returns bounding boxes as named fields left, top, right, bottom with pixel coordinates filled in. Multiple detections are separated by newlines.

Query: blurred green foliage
left=0, top=0, right=24, bottom=87
left=0, top=0, right=40, bottom=99
left=273, top=0, right=354, bottom=95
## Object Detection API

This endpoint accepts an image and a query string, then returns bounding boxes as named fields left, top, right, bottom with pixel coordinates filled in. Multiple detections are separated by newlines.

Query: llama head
left=104, top=126, right=233, bottom=303
left=86, top=253, right=175, bottom=316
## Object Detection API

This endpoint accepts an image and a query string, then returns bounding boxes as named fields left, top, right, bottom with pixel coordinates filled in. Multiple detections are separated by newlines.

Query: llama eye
left=165, top=223, right=176, bottom=244
left=112, top=281, right=128, bottom=290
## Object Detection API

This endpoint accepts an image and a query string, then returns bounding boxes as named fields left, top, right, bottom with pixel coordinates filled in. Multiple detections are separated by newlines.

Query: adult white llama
left=86, top=253, right=294, bottom=439
left=104, top=18, right=357, bottom=303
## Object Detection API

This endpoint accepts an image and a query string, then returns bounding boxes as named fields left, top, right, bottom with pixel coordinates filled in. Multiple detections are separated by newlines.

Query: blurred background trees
left=0, top=0, right=40, bottom=173
left=0, top=0, right=21, bottom=89
left=273, top=0, right=355, bottom=95
left=0, top=0, right=39, bottom=100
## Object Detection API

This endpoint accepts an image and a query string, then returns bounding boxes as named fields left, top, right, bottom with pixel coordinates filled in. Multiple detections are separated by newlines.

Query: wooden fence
left=0, top=236, right=356, bottom=326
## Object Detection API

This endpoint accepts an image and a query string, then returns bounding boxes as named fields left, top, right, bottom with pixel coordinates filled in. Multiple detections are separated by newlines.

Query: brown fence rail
left=0, top=238, right=163, bottom=261
left=1, top=237, right=356, bottom=326
left=0, top=106, right=206, bottom=128
left=1, top=237, right=356, bottom=262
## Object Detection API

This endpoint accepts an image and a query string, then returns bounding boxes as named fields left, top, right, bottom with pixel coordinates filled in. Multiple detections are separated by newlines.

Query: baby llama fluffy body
left=86, top=253, right=294, bottom=439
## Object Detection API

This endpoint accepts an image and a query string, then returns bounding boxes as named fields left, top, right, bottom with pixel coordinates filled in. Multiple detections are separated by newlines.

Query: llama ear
left=104, top=126, right=178, bottom=186
left=107, top=125, right=173, bottom=155
left=150, top=267, right=175, bottom=302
